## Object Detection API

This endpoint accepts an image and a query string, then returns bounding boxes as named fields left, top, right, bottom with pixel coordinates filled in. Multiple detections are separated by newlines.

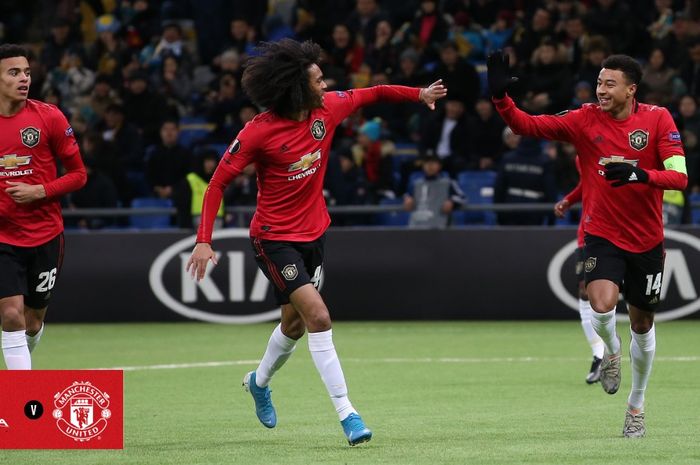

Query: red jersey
left=197, top=85, right=421, bottom=243
left=0, top=100, right=86, bottom=247
left=495, top=97, right=687, bottom=252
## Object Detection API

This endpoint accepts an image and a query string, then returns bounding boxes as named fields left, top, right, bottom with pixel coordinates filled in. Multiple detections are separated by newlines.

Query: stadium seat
left=453, top=170, right=497, bottom=226
left=690, top=192, right=700, bottom=224
left=129, top=197, right=174, bottom=229
left=375, top=197, right=410, bottom=226
left=178, top=116, right=215, bottom=148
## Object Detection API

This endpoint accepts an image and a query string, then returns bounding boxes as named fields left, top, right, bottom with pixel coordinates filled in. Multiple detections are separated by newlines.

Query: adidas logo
left=629, top=173, right=638, bottom=181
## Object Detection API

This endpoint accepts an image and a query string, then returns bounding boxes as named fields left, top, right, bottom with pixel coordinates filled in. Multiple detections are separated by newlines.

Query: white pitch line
left=98, top=355, right=700, bottom=372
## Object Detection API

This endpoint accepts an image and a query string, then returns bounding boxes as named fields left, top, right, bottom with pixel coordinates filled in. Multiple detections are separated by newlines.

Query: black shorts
left=583, top=233, right=664, bottom=312
left=0, top=233, right=65, bottom=308
left=251, top=235, right=325, bottom=306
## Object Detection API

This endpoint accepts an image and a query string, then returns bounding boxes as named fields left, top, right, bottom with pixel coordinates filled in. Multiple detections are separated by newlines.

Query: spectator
left=101, top=103, right=144, bottom=175
left=365, top=19, right=398, bottom=75
left=347, top=0, right=386, bottom=47
left=431, top=40, right=480, bottom=110
left=640, top=48, right=685, bottom=107
left=152, top=53, right=193, bottom=114
left=175, top=149, right=224, bottom=229
left=145, top=119, right=192, bottom=200
left=575, top=35, right=611, bottom=90
left=88, top=14, right=128, bottom=86
left=67, top=156, right=120, bottom=229
left=329, top=23, right=365, bottom=75
left=510, top=7, right=554, bottom=64
left=407, top=0, right=449, bottom=61
left=40, top=17, right=76, bottom=70
left=420, top=96, right=472, bottom=175
left=352, top=118, right=394, bottom=199
left=122, top=68, right=171, bottom=146
left=675, top=95, right=700, bottom=191
left=471, top=98, right=505, bottom=170
left=141, top=21, right=195, bottom=75
left=571, top=81, right=596, bottom=108
left=403, top=153, right=465, bottom=229
left=523, top=40, right=573, bottom=114
left=493, top=137, right=558, bottom=226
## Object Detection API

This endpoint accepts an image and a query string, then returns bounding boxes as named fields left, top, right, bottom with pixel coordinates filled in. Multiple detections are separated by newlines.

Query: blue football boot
left=340, top=413, right=372, bottom=446
left=242, top=371, right=277, bottom=428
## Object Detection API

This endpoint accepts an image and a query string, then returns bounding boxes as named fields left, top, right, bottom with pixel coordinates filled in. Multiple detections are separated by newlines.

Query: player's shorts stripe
left=253, top=238, right=286, bottom=291
left=57, top=233, right=65, bottom=273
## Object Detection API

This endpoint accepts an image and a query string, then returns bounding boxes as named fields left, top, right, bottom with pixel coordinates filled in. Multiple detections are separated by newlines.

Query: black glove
left=486, top=50, right=518, bottom=98
left=604, top=162, right=649, bottom=187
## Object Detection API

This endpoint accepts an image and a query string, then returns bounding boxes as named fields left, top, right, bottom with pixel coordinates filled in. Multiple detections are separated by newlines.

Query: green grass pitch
left=5, top=321, right=700, bottom=465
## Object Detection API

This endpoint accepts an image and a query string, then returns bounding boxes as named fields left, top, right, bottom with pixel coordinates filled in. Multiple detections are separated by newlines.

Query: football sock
left=2, top=330, right=31, bottom=370
left=579, top=299, right=604, bottom=358
left=308, top=329, right=357, bottom=421
left=255, top=324, right=297, bottom=388
left=590, top=306, right=621, bottom=355
left=26, top=322, right=44, bottom=353
left=628, top=325, right=656, bottom=411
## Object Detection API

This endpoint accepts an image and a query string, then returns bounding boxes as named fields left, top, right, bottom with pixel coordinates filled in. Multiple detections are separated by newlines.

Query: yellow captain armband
left=663, top=155, right=687, bottom=175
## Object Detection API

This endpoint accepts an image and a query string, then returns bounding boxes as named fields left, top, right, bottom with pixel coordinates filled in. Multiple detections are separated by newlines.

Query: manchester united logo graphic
left=20, top=127, right=40, bottom=148
left=281, top=264, right=298, bottom=281
left=310, top=119, right=325, bottom=140
left=584, top=257, right=597, bottom=273
left=629, top=129, right=648, bottom=151
left=52, top=381, right=112, bottom=442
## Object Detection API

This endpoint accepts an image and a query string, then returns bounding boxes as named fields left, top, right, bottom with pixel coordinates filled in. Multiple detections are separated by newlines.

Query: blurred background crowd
left=3, top=0, right=700, bottom=228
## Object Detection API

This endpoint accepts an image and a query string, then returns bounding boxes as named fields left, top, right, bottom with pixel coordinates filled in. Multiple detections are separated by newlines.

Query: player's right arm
left=487, top=50, right=583, bottom=143
left=187, top=128, right=258, bottom=281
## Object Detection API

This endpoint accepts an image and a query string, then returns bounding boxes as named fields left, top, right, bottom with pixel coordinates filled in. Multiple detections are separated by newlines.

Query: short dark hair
left=0, top=44, right=29, bottom=61
left=601, top=54, right=642, bottom=85
left=241, top=39, right=322, bottom=119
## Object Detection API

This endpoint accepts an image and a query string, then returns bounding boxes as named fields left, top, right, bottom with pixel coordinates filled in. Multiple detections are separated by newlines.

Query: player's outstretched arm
left=186, top=242, right=219, bottom=282
left=418, top=80, right=448, bottom=110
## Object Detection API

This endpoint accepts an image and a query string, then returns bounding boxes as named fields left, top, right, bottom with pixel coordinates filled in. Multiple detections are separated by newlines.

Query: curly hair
left=0, top=43, right=29, bottom=62
left=602, top=54, right=642, bottom=85
left=241, top=39, right=322, bottom=119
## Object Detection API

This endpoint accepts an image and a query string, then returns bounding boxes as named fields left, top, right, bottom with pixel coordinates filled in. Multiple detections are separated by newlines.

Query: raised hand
left=419, top=79, right=448, bottom=110
left=486, top=50, right=518, bottom=98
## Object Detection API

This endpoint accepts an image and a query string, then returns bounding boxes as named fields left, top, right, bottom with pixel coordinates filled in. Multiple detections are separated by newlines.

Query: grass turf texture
left=5, top=321, right=700, bottom=465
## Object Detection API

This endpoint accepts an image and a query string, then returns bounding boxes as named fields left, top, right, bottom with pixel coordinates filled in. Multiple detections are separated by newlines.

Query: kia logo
left=149, top=229, right=281, bottom=324
left=547, top=229, right=700, bottom=322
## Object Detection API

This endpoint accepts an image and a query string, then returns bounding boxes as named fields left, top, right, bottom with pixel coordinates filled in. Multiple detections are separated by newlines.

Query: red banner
left=0, top=370, right=123, bottom=449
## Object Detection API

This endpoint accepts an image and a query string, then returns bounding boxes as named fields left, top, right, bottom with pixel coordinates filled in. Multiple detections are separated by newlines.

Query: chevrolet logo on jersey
left=288, top=149, right=321, bottom=172
left=0, top=154, right=32, bottom=169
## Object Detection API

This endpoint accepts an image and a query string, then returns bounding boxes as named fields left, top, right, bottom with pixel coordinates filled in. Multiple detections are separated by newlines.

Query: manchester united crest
left=584, top=257, right=597, bottom=273
left=310, top=119, right=325, bottom=140
left=20, top=127, right=40, bottom=148
left=281, top=264, right=298, bottom=281
left=52, top=381, right=112, bottom=442
left=628, top=129, right=648, bottom=151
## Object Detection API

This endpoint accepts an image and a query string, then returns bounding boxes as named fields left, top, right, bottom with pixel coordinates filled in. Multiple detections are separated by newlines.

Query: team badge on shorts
left=628, top=129, right=648, bottom=151
left=20, top=127, right=41, bottom=148
left=310, top=119, right=326, bottom=140
left=584, top=257, right=597, bottom=273
left=281, top=264, right=298, bottom=281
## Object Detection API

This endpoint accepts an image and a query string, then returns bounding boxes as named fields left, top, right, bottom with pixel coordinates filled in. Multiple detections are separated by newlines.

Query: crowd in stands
left=3, top=0, right=700, bottom=228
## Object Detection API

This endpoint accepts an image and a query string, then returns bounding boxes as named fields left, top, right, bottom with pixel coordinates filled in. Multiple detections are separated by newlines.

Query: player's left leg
left=24, top=305, right=46, bottom=353
left=623, top=305, right=655, bottom=438
left=619, top=242, right=663, bottom=438
left=289, top=284, right=372, bottom=445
